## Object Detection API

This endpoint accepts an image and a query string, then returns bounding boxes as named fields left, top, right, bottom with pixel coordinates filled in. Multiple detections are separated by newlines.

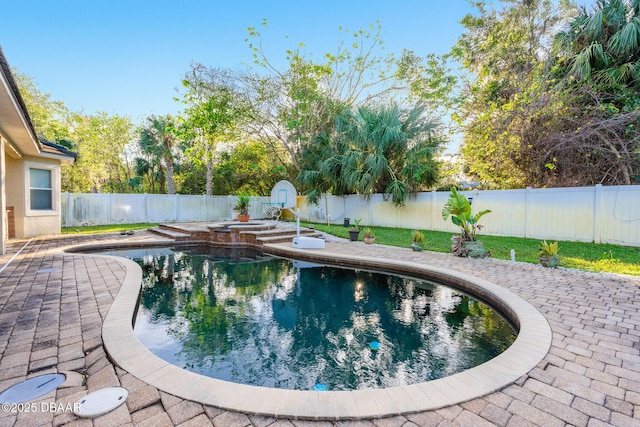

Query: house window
left=29, top=168, right=53, bottom=210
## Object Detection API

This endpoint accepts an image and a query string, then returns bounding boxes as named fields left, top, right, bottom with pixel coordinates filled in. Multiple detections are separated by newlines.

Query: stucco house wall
left=5, top=155, right=64, bottom=238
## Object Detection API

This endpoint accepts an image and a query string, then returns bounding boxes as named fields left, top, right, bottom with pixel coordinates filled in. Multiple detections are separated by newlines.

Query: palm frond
left=607, top=17, right=640, bottom=57
left=570, top=42, right=606, bottom=79
left=298, top=101, right=443, bottom=205
left=634, top=60, right=640, bottom=80
left=584, top=8, right=605, bottom=39
left=385, top=179, right=408, bottom=206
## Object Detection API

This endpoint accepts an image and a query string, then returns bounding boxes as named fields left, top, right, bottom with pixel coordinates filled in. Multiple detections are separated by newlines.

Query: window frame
left=25, top=162, right=59, bottom=216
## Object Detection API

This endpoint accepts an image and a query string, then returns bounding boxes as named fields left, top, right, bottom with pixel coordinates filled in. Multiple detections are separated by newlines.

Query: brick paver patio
left=0, top=230, right=638, bottom=426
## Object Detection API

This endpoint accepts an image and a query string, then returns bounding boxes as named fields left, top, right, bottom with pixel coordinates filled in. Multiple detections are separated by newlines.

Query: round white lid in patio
left=74, top=387, right=128, bottom=418
left=0, top=373, right=66, bottom=404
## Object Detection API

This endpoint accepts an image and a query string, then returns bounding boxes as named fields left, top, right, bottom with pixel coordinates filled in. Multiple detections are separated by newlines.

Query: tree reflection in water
left=130, top=247, right=516, bottom=391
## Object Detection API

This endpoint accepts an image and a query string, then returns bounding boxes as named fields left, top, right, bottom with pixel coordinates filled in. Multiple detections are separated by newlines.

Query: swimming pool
left=94, top=238, right=552, bottom=418
left=107, top=246, right=517, bottom=391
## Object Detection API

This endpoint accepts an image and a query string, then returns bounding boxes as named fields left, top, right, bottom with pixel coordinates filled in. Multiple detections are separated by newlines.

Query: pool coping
left=82, top=242, right=552, bottom=420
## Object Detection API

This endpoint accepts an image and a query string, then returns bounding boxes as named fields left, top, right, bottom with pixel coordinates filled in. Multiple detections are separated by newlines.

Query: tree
left=64, top=112, right=135, bottom=193
left=128, top=153, right=165, bottom=194
left=136, top=115, right=180, bottom=194
left=14, top=70, right=137, bottom=193
left=179, top=65, right=250, bottom=195
left=297, top=103, right=443, bottom=206
left=242, top=21, right=453, bottom=171
left=209, top=141, right=294, bottom=196
left=529, top=103, right=640, bottom=185
left=452, top=0, right=640, bottom=188
left=451, top=0, right=569, bottom=188
left=554, top=0, right=640, bottom=89
left=12, top=70, right=71, bottom=143
left=537, top=0, right=640, bottom=185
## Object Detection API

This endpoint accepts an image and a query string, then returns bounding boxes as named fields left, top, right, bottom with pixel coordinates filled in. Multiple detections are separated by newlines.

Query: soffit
left=0, top=46, right=42, bottom=158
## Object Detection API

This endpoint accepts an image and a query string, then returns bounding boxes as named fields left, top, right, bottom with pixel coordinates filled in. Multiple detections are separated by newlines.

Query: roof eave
left=0, top=72, right=41, bottom=156
left=39, top=151, right=76, bottom=165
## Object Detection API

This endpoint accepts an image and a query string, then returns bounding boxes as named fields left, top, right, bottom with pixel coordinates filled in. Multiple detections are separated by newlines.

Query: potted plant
left=442, top=187, right=491, bottom=258
left=539, top=240, right=560, bottom=267
left=363, top=227, right=376, bottom=244
left=411, top=230, right=425, bottom=251
left=348, top=218, right=362, bottom=241
left=235, top=194, right=251, bottom=222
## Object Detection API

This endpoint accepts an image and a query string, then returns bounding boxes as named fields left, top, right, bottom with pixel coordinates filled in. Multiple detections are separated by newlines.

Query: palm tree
left=554, top=0, right=640, bottom=87
left=138, top=115, right=179, bottom=194
left=298, top=103, right=443, bottom=206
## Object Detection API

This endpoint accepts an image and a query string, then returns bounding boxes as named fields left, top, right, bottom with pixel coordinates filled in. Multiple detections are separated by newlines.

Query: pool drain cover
left=74, top=387, right=128, bottom=418
left=0, top=373, right=66, bottom=403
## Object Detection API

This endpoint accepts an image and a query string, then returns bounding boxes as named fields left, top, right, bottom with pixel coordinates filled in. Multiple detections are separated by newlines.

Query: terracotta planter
left=539, top=254, right=559, bottom=268
left=363, top=236, right=375, bottom=244
left=238, top=214, right=250, bottom=223
left=348, top=230, right=360, bottom=241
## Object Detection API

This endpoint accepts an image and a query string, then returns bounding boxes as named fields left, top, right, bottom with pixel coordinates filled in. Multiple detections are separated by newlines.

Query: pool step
left=209, top=223, right=276, bottom=233
left=256, top=230, right=321, bottom=244
left=245, top=228, right=310, bottom=238
left=147, top=221, right=322, bottom=247
left=148, top=223, right=210, bottom=242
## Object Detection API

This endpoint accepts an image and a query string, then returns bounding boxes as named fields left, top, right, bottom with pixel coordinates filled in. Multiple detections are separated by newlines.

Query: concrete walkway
left=0, top=231, right=639, bottom=426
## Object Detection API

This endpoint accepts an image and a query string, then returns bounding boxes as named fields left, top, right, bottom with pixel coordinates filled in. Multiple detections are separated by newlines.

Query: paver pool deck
left=0, top=228, right=639, bottom=426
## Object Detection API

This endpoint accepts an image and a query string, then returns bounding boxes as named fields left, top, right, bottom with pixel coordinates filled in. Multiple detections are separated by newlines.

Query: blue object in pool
left=313, top=383, right=329, bottom=391
left=369, top=341, right=381, bottom=350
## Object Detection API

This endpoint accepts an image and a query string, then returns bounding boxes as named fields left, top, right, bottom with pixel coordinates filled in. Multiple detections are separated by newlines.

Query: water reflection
left=127, top=247, right=516, bottom=391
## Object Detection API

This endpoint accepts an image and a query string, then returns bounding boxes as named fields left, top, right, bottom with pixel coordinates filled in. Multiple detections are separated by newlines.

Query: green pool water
left=112, top=246, right=516, bottom=391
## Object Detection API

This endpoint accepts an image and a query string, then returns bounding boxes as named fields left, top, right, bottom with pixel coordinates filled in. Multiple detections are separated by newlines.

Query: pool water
left=119, top=246, right=516, bottom=391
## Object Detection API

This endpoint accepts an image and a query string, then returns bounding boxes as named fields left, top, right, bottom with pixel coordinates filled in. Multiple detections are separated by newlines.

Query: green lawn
left=308, top=223, right=640, bottom=276
left=61, top=223, right=158, bottom=235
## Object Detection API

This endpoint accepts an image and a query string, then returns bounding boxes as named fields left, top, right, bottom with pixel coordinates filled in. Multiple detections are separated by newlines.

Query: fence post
left=108, top=194, right=112, bottom=224
left=343, top=196, right=347, bottom=223
left=524, top=187, right=531, bottom=238
left=593, top=184, right=603, bottom=244
left=431, top=190, right=437, bottom=231
left=65, top=192, right=71, bottom=227
left=144, top=194, right=148, bottom=222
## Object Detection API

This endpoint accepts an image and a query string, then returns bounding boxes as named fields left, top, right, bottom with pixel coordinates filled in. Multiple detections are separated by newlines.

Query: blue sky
left=1, top=1, right=472, bottom=124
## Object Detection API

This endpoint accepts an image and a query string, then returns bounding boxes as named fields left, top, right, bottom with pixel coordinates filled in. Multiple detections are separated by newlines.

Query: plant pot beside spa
left=235, top=195, right=251, bottom=222
left=539, top=254, right=559, bottom=268
left=539, top=240, right=560, bottom=267
left=462, top=240, right=488, bottom=259
left=442, top=188, right=492, bottom=258
left=363, top=227, right=375, bottom=244
left=349, top=218, right=362, bottom=241
left=411, top=230, right=424, bottom=251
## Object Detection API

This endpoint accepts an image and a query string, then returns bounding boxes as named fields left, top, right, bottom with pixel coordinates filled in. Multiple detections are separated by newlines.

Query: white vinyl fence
left=298, top=185, right=640, bottom=247
left=62, top=185, right=640, bottom=246
left=61, top=193, right=269, bottom=227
